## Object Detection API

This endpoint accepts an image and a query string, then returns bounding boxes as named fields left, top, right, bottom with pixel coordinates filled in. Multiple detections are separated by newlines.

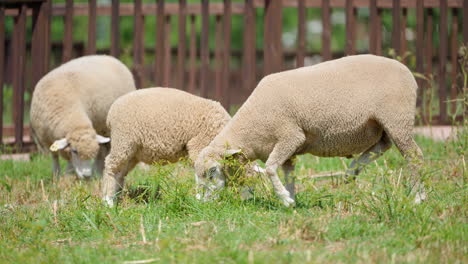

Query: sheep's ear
left=96, top=135, right=110, bottom=144
left=50, top=138, right=68, bottom=152
left=224, top=149, right=241, bottom=157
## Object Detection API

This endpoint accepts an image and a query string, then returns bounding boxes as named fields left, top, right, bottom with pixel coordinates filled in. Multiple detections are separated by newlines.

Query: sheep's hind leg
left=282, top=159, right=296, bottom=199
left=345, top=133, right=392, bottom=182
left=265, top=130, right=305, bottom=207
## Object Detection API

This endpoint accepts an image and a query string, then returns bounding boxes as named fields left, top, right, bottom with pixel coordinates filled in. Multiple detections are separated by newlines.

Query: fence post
left=264, top=0, right=282, bottom=75
left=416, top=0, right=424, bottom=109
left=31, top=1, right=48, bottom=90
left=345, top=0, right=355, bottom=55
left=111, top=0, right=120, bottom=58
left=222, top=0, right=231, bottom=108
left=392, top=0, right=401, bottom=55
left=177, top=0, right=187, bottom=90
left=155, top=0, right=165, bottom=86
left=321, top=0, right=331, bottom=61
left=450, top=8, right=459, bottom=116
left=243, top=0, right=255, bottom=94
left=200, top=0, right=209, bottom=97
left=88, top=0, right=96, bottom=55
left=296, top=0, right=305, bottom=67
left=163, top=15, right=171, bottom=87
left=464, top=0, right=468, bottom=43
left=215, top=15, right=223, bottom=103
left=0, top=6, right=4, bottom=144
left=133, top=0, right=144, bottom=89
left=62, top=0, right=73, bottom=62
left=439, top=0, right=448, bottom=124
left=188, top=15, right=197, bottom=94
left=424, top=9, right=433, bottom=125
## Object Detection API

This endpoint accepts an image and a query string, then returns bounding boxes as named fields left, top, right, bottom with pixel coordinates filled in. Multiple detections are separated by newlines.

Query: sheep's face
left=49, top=131, right=110, bottom=179
left=194, top=148, right=227, bottom=201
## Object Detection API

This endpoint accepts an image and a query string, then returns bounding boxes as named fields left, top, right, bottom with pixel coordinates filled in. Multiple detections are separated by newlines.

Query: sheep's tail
left=30, top=126, right=47, bottom=154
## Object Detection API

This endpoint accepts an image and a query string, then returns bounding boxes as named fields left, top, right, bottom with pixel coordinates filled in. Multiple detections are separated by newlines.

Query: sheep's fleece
left=101, top=88, right=231, bottom=206
left=30, top=55, right=136, bottom=178
left=195, top=54, right=426, bottom=206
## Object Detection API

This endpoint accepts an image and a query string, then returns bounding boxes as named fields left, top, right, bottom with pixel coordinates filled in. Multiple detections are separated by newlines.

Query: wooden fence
left=0, top=0, right=467, bottom=153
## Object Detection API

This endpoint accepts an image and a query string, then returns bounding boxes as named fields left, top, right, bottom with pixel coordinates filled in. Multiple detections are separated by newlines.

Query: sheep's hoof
left=103, top=196, right=115, bottom=208
left=414, top=191, right=427, bottom=204
left=280, top=195, right=296, bottom=207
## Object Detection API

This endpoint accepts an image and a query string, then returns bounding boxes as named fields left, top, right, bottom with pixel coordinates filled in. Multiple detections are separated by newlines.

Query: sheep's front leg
left=265, top=131, right=305, bottom=207
left=52, top=152, right=61, bottom=179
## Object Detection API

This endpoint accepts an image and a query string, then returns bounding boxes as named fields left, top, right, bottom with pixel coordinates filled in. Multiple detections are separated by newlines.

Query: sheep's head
left=194, top=147, right=242, bottom=201
left=49, top=128, right=110, bottom=179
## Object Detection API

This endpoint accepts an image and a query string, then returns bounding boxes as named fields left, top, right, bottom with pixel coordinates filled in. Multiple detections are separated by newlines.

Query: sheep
left=194, top=54, right=427, bottom=207
left=30, top=55, right=136, bottom=179
left=101, top=87, right=231, bottom=206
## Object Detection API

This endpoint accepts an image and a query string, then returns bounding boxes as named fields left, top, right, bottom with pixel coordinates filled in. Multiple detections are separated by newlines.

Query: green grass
left=0, top=132, right=466, bottom=263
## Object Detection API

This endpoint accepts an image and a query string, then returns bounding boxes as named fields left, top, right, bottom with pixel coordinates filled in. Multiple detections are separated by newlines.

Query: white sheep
left=195, top=54, right=426, bottom=206
left=101, top=88, right=231, bottom=206
left=30, top=55, right=136, bottom=179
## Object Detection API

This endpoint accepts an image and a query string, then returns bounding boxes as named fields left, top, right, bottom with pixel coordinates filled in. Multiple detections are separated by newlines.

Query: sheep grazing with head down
left=195, top=54, right=427, bottom=206
left=101, top=88, right=231, bottom=206
left=30, top=55, right=136, bottom=179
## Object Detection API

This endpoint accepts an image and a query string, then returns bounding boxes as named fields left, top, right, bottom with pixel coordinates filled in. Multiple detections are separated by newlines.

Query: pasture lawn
left=0, top=131, right=466, bottom=263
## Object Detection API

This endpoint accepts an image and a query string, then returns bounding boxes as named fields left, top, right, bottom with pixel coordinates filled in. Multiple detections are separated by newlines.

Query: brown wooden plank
left=200, top=0, right=209, bottom=97
left=222, top=0, right=231, bottom=107
left=376, top=7, right=382, bottom=55
left=450, top=8, right=458, bottom=115
left=133, top=0, right=144, bottom=89
left=464, top=0, right=468, bottom=42
left=401, top=7, right=407, bottom=60
left=369, top=0, right=377, bottom=54
left=424, top=8, right=433, bottom=125
left=345, top=0, right=354, bottom=55
left=156, top=0, right=165, bottom=86
left=177, top=0, right=187, bottom=90
left=31, top=1, right=47, bottom=90
left=111, top=0, right=120, bottom=58
left=43, top=0, right=51, bottom=72
left=321, top=0, right=331, bottom=60
left=87, top=0, right=96, bottom=55
left=215, top=15, right=223, bottom=102
left=392, top=0, right=401, bottom=55
left=62, top=0, right=73, bottom=62
left=163, top=15, right=171, bottom=87
left=0, top=6, right=4, bottom=143
left=243, top=0, right=256, bottom=94
left=296, top=0, right=305, bottom=66
left=264, top=0, right=283, bottom=75
left=13, top=4, right=27, bottom=149
left=439, top=0, right=448, bottom=124
left=5, top=1, right=466, bottom=17
left=188, top=15, right=197, bottom=94
left=416, top=0, right=424, bottom=108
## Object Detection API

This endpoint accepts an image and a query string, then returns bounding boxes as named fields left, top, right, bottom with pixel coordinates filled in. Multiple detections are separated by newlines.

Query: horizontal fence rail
left=0, top=0, right=467, bottom=153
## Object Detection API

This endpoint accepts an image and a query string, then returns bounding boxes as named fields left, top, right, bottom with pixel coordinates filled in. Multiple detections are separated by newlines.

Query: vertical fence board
left=200, top=0, right=209, bottom=97
left=222, top=0, right=231, bottom=107
left=13, top=4, right=27, bottom=149
left=31, top=1, right=47, bottom=90
left=243, top=0, right=256, bottom=94
left=156, top=0, right=165, bottom=86
left=439, top=0, right=448, bottom=124
left=416, top=0, right=424, bottom=108
left=369, top=0, right=377, bottom=54
left=401, top=8, right=407, bottom=60
left=88, top=0, right=96, bottom=55
left=345, top=0, right=354, bottom=55
left=424, top=9, right=433, bottom=124
left=44, top=0, right=51, bottom=72
left=392, top=0, right=401, bottom=55
left=188, top=15, right=197, bottom=94
left=450, top=8, right=458, bottom=116
left=0, top=6, right=4, bottom=143
left=163, top=15, right=171, bottom=87
left=62, top=0, right=73, bottom=62
left=178, top=0, right=187, bottom=90
left=376, top=7, right=382, bottom=55
left=111, top=0, right=120, bottom=58
left=321, top=0, right=331, bottom=60
left=133, top=0, right=144, bottom=88
left=215, top=15, right=223, bottom=102
left=464, top=0, right=468, bottom=42
left=297, top=0, right=305, bottom=66
left=264, top=0, right=282, bottom=75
